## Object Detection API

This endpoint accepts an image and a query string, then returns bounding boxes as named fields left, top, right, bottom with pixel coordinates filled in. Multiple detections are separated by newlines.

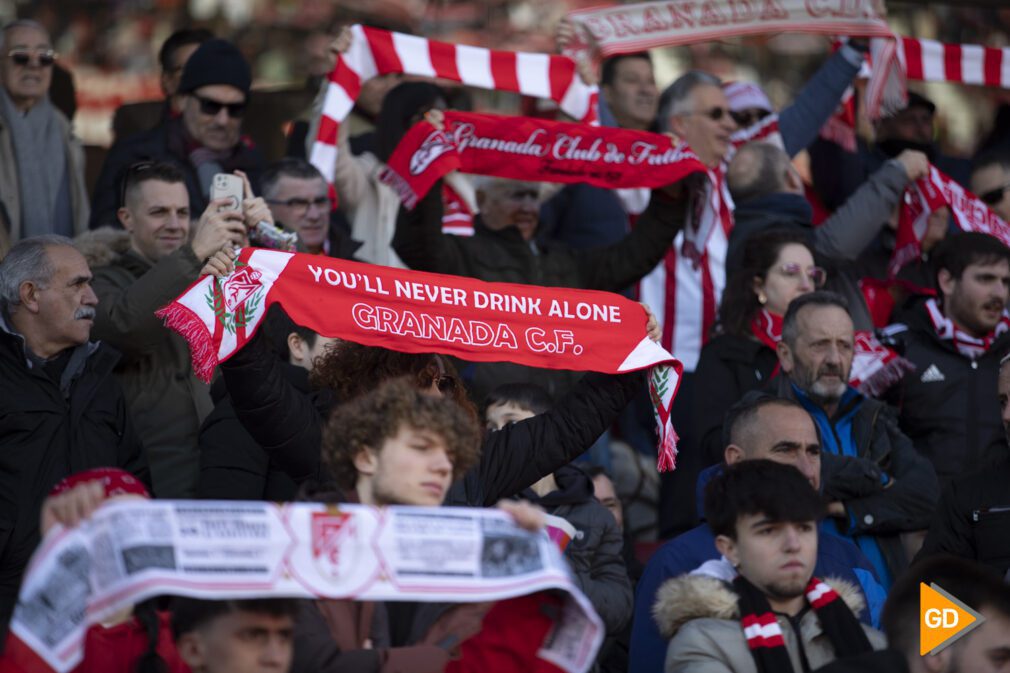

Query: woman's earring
left=758, top=293, right=767, bottom=305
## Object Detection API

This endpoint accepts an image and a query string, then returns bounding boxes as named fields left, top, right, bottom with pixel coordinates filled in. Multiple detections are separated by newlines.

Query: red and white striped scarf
left=309, top=25, right=598, bottom=182
left=925, top=297, right=1010, bottom=360
left=899, top=37, right=1010, bottom=88
left=893, top=165, right=1010, bottom=278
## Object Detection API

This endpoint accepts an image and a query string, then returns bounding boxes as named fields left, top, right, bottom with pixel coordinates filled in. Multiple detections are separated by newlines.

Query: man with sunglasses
left=971, top=151, right=1010, bottom=223
left=0, top=20, right=89, bottom=244
left=90, top=38, right=265, bottom=231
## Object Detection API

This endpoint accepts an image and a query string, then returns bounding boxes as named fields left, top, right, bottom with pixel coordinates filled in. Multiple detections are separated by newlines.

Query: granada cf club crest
left=311, top=511, right=355, bottom=580
left=204, top=261, right=265, bottom=334
left=410, top=129, right=455, bottom=176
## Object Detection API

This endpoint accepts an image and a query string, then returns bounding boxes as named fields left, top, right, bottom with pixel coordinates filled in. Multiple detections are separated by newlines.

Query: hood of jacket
left=520, top=464, right=594, bottom=508
left=75, top=227, right=132, bottom=269
left=653, top=574, right=866, bottom=640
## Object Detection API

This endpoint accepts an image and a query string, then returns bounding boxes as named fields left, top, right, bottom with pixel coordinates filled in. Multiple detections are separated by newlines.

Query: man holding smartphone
left=88, top=161, right=247, bottom=498
left=90, top=38, right=266, bottom=230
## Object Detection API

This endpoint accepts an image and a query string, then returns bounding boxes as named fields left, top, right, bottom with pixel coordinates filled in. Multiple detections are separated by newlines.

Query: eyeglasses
left=266, top=196, right=330, bottom=213
left=119, top=160, right=157, bottom=207
left=979, top=183, right=1010, bottom=207
left=776, top=263, right=827, bottom=288
left=730, top=108, right=770, bottom=128
left=7, top=49, right=57, bottom=67
left=193, top=94, right=246, bottom=118
left=687, top=106, right=732, bottom=122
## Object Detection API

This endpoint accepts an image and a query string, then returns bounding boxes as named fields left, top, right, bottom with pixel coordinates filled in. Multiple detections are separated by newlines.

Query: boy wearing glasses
left=90, top=38, right=265, bottom=230
left=0, top=20, right=89, bottom=243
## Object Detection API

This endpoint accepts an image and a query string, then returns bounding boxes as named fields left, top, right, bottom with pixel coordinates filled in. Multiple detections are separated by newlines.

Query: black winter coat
left=197, top=367, right=302, bottom=501
left=219, top=330, right=645, bottom=508
left=393, top=184, right=686, bottom=400
left=519, top=465, right=632, bottom=635
left=886, top=308, right=1010, bottom=483
left=0, top=319, right=149, bottom=627
left=915, top=456, right=1010, bottom=577
left=89, top=118, right=266, bottom=230
left=692, top=334, right=779, bottom=466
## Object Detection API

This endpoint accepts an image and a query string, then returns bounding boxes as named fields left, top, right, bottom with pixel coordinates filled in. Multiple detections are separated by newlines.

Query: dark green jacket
left=91, top=239, right=212, bottom=497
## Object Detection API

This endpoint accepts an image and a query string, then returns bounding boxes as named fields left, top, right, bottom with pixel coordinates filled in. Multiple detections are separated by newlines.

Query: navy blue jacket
left=627, top=465, right=886, bottom=673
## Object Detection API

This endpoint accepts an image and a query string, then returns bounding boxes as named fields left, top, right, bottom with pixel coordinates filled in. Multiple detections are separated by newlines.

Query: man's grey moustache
left=75, top=307, right=96, bottom=320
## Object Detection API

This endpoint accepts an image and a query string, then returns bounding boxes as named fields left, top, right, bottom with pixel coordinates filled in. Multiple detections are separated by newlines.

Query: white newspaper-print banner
left=9, top=500, right=603, bottom=673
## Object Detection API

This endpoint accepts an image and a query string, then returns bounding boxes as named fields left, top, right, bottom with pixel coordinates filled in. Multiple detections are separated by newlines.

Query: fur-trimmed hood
left=74, top=227, right=131, bottom=269
left=652, top=574, right=866, bottom=640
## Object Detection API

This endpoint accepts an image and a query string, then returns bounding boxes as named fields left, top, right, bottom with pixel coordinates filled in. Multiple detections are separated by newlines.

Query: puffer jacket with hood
left=519, top=465, right=632, bottom=635
left=654, top=573, right=885, bottom=673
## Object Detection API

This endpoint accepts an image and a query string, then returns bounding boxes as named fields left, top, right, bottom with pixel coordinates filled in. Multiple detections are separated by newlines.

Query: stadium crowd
left=2, top=11, right=1010, bottom=673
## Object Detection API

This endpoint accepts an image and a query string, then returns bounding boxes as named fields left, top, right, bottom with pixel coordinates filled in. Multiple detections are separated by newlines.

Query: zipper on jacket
left=972, top=506, right=1010, bottom=522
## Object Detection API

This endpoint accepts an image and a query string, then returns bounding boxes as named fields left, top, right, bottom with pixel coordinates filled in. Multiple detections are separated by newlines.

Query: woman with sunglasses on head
left=693, top=229, right=827, bottom=466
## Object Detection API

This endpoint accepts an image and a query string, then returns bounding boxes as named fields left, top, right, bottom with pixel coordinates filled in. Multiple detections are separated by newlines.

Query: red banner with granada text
left=379, top=111, right=707, bottom=208
left=156, top=249, right=684, bottom=470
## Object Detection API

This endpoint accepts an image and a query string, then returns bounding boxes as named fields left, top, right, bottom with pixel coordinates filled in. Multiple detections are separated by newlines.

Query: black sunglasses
left=979, top=184, right=1010, bottom=207
left=119, top=160, right=157, bottom=207
left=193, top=94, right=246, bottom=118
left=8, top=49, right=56, bottom=67
left=730, top=108, right=770, bottom=128
left=688, top=106, right=732, bottom=122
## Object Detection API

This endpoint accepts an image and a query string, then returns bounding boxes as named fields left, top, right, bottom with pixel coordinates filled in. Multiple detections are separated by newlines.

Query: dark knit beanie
left=178, top=39, right=252, bottom=96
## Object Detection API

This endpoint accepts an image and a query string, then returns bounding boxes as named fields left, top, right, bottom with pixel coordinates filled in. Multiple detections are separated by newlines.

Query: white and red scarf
left=750, top=308, right=912, bottom=397
left=378, top=111, right=708, bottom=208
left=925, top=298, right=1010, bottom=360
left=564, top=0, right=902, bottom=119
left=892, top=165, right=1010, bottom=278
left=309, top=25, right=598, bottom=182
left=156, top=249, right=684, bottom=471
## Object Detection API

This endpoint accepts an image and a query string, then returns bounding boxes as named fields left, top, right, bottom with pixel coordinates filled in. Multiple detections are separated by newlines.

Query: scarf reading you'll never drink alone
left=158, top=249, right=685, bottom=470
left=0, top=88, right=69, bottom=238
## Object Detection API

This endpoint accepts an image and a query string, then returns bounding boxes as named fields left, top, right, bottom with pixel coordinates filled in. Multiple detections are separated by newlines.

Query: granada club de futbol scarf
left=750, top=308, right=913, bottom=397
left=378, top=111, right=708, bottom=209
left=893, top=165, right=1010, bottom=277
left=157, top=249, right=684, bottom=471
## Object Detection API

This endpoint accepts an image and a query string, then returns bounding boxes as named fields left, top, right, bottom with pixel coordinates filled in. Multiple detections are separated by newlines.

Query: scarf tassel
left=154, top=303, right=217, bottom=384
left=855, top=354, right=916, bottom=398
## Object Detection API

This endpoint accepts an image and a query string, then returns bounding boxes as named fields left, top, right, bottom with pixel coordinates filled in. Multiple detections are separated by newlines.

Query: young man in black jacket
left=0, top=236, right=148, bottom=630
left=887, top=233, right=1010, bottom=484
left=914, top=352, right=1010, bottom=579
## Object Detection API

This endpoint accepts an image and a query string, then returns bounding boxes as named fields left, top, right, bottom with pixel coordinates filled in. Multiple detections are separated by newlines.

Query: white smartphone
left=210, top=173, right=244, bottom=213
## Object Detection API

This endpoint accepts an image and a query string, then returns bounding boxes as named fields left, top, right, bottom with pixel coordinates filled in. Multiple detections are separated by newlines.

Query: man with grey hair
left=0, top=235, right=147, bottom=627
left=261, top=157, right=359, bottom=259
left=658, top=70, right=736, bottom=170
left=0, top=20, right=89, bottom=244
left=771, top=290, right=938, bottom=590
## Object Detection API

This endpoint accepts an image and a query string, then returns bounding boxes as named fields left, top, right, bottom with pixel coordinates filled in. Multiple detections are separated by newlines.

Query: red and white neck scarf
left=156, top=249, right=683, bottom=471
left=378, top=111, right=708, bottom=208
left=564, top=0, right=902, bottom=119
left=749, top=308, right=910, bottom=396
left=441, top=183, right=475, bottom=236
left=925, top=298, right=1010, bottom=360
left=893, top=165, right=1010, bottom=278
left=309, top=25, right=598, bottom=182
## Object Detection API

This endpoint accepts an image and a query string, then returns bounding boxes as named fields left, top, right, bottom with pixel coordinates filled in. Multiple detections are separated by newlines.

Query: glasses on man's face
left=688, top=106, right=732, bottom=122
left=730, top=108, right=770, bottom=128
left=193, top=94, right=246, bottom=118
left=777, top=263, right=827, bottom=288
left=266, top=196, right=330, bottom=214
left=979, top=183, right=1010, bottom=207
left=7, top=49, right=57, bottom=67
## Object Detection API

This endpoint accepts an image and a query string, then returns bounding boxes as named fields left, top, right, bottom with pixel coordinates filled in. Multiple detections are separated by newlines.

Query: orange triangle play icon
left=920, top=582, right=985, bottom=655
